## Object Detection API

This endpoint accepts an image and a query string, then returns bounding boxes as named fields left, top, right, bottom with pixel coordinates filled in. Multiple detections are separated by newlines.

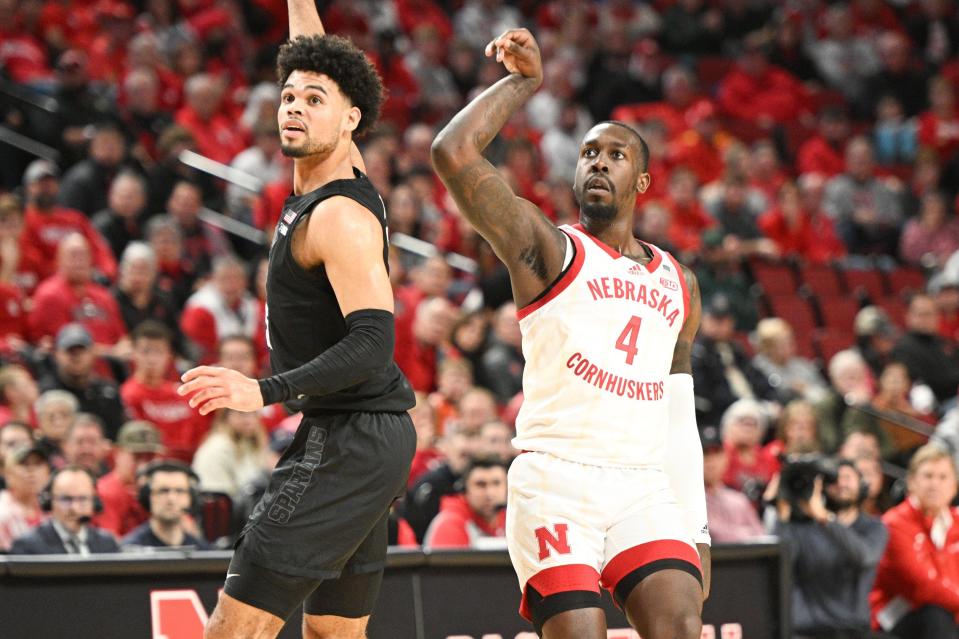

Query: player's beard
left=579, top=200, right=618, bottom=221
left=281, top=128, right=339, bottom=159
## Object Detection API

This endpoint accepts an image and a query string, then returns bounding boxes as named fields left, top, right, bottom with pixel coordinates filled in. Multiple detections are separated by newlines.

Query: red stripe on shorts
left=519, top=564, right=600, bottom=621
left=600, top=539, right=701, bottom=592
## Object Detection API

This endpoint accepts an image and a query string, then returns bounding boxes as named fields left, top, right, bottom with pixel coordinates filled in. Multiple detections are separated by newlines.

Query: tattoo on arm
left=519, top=243, right=548, bottom=280
left=671, top=265, right=701, bottom=375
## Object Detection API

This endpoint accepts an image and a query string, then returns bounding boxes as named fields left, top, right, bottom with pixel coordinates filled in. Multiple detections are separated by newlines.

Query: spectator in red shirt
left=174, top=73, right=246, bottom=165
left=721, top=398, right=778, bottom=498
left=758, top=178, right=847, bottom=264
left=918, top=76, right=959, bottom=166
left=181, top=256, right=261, bottom=364
left=871, top=444, right=959, bottom=637
left=612, top=65, right=700, bottom=140
left=663, top=166, right=716, bottom=254
left=718, top=36, right=811, bottom=127
left=28, top=233, right=128, bottom=353
left=20, top=160, right=117, bottom=282
left=424, top=456, right=508, bottom=549
left=395, top=296, right=460, bottom=392
left=798, top=107, right=851, bottom=178
left=122, top=321, right=208, bottom=463
left=94, top=420, right=164, bottom=537
left=669, top=99, right=731, bottom=186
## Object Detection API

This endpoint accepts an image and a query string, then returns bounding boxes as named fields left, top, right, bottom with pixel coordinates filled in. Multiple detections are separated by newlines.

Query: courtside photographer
left=771, top=454, right=890, bottom=639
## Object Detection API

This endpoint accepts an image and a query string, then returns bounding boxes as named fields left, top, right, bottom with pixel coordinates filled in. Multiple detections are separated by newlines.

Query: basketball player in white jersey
left=432, top=29, right=710, bottom=639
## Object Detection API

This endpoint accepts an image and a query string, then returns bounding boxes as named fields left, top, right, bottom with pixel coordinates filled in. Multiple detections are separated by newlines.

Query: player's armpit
left=433, top=155, right=566, bottom=307
left=299, top=197, right=393, bottom=316
left=670, top=265, right=702, bottom=375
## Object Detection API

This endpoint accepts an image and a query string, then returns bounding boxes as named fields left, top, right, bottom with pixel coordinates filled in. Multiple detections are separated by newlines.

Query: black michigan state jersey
left=265, top=167, right=414, bottom=414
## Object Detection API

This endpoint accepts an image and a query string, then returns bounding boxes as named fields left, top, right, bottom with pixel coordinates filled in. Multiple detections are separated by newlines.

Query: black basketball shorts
left=224, top=410, right=415, bottom=619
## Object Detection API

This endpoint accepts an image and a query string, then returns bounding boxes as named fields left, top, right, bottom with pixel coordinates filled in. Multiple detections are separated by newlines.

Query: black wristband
left=258, top=375, right=290, bottom=406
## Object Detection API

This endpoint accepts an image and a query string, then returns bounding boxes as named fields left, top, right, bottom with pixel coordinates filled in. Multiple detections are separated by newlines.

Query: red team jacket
left=424, top=494, right=506, bottom=549
left=870, top=498, right=959, bottom=629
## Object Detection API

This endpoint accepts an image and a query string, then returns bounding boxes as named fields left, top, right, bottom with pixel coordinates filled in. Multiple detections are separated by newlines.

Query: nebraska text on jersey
left=513, top=224, right=690, bottom=467
left=585, top=276, right=682, bottom=327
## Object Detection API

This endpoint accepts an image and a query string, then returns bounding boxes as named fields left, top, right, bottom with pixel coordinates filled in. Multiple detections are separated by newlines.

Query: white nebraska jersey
left=513, top=224, right=690, bottom=468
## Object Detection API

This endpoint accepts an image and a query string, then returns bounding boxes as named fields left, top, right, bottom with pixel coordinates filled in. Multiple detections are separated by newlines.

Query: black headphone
left=137, top=460, right=201, bottom=514
left=38, top=466, right=104, bottom=514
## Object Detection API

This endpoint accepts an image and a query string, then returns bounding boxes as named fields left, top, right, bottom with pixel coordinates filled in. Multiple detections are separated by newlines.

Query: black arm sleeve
left=258, top=308, right=395, bottom=405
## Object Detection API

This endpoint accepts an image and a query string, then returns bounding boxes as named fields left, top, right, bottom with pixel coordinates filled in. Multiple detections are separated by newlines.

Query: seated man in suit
left=10, top=466, right=119, bottom=554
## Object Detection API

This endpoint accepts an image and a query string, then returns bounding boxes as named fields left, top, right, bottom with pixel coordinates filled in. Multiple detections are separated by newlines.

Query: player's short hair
left=276, top=35, right=384, bottom=138
left=594, top=121, right=649, bottom=172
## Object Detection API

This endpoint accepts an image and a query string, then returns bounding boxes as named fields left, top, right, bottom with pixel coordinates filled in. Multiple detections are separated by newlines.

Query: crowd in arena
left=2, top=0, right=959, bottom=635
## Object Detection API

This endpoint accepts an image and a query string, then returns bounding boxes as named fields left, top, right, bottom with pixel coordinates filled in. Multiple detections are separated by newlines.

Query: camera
left=778, top=454, right=839, bottom=514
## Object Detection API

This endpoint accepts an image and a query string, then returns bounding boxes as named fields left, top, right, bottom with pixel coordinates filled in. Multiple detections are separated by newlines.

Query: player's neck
left=579, top=213, right=642, bottom=257
left=292, top=146, right=354, bottom=195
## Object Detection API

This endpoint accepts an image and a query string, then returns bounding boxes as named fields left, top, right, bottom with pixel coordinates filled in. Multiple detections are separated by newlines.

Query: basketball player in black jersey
left=177, top=2, right=415, bottom=637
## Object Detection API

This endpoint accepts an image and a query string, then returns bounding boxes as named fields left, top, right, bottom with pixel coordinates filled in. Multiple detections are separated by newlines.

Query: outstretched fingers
left=196, top=397, right=232, bottom=416
left=186, top=385, right=231, bottom=409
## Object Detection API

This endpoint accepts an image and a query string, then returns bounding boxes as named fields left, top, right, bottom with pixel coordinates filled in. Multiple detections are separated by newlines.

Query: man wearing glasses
left=10, top=464, right=120, bottom=555
left=122, top=460, right=210, bottom=550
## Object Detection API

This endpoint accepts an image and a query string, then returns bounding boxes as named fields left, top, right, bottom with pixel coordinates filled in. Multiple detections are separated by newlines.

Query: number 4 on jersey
left=614, top=316, right=643, bottom=365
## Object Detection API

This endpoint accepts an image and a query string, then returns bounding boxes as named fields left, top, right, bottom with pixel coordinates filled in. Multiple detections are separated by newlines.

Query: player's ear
left=344, top=105, right=361, bottom=134
left=636, top=172, right=651, bottom=194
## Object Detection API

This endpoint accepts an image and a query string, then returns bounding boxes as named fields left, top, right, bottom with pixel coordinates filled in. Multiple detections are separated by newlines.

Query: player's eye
left=309, top=96, right=321, bottom=105
left=583, top=148, right=596, bottom=157
left=282, top=94, right=293, bottom=103
left=613, top=151, right=625, bottom=160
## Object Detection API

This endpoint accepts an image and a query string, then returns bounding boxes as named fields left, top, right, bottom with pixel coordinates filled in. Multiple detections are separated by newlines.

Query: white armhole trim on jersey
left=666, top=373, right=711, bottom=546
left=561, top=231, right=573, bottom=270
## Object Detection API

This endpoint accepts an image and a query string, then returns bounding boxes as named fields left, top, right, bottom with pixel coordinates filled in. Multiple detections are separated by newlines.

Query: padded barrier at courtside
left=0, top=542, right=788, bottom=639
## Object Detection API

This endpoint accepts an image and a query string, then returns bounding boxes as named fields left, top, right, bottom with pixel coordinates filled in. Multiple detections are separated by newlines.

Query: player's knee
left=646, top=611, right=701, bottom=639
left=303, top=619, right=367, bottom=639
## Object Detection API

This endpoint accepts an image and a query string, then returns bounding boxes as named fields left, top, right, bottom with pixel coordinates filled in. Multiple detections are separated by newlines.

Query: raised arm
left=666, top=265, right=711, bottom=598
left=287, top=0, right=366, bottom=172
left=431, top=29, right=566, bottom=308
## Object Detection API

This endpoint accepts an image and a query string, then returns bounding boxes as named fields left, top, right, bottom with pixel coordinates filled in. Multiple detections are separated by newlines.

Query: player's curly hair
left=276, top=35, right=384, bottom=138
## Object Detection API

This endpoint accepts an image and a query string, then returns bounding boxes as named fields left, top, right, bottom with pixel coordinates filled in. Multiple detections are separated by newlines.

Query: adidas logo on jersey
left=628, top=263, right=644, bottom=276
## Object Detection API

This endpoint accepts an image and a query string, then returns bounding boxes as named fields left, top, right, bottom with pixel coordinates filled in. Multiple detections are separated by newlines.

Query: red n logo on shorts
left=534, top=524, right=571, bottom=560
